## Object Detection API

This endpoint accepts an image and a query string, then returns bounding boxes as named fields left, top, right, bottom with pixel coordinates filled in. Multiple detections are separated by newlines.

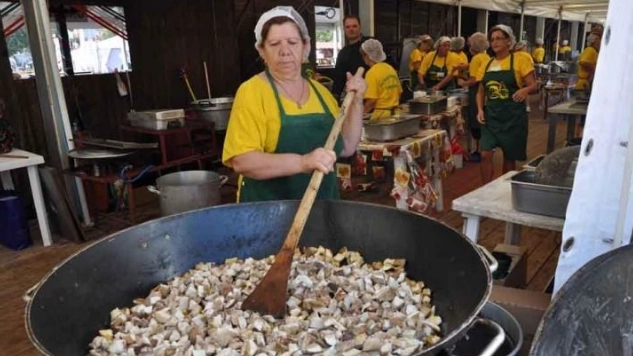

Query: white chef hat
left=434, top=36, right=451, bottom=50
left=361, top=39, right=386, bottom=63
left=536, top=38, right=544, bottom=45
left=253, top=6, right=311, bottom=55
left=562, top=39, right=569, bottom=46
left=489, top=24, right=516, bottom=48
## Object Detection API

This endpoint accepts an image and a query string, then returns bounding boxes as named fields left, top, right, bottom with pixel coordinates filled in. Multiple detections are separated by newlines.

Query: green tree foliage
left=315, top=28, right=333, bottom=42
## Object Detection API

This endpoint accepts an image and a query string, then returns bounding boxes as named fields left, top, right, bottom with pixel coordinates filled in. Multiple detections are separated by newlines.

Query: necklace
left=273, top=77, right=306, bottom=109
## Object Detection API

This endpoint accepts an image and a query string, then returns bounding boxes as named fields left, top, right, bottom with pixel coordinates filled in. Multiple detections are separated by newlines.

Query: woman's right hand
left=301, top=148, right=337, bottom=174
left=477, top=109, right=486, bottom=125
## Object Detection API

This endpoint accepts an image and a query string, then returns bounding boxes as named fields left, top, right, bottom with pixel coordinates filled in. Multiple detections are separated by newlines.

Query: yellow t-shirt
left=365, top=62, right=403, bottom=120
left=515, top=51, right=534, bottom=64
left=476, top=54, right=534, bottom=88
left=452, top=51, right=469, bottom=77
left=408, top=48, right=424, bottom=72
left=469, top=52, right=491, bottom=81
left=559, top=46, right=572, bottom=54
left=577, top=46, right=598, bottom=80
left=418, top=51, right=458, bottom=79
left=531, top=47, right=545, bottom=63
left=222, top=74, right=339, bottom=167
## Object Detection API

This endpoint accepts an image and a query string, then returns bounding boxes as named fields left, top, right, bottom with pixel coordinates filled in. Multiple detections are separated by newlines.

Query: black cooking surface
left=439, top=318, right=516, bottom=356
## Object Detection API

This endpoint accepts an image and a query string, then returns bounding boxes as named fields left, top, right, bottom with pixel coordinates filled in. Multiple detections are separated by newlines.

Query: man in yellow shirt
left=576, top=34, right=601, bottom=90
left=418, top=36, right=459, bottom=90
left=558, top=39, right=572, bottom=60
left=532, top=38, right=545, bottom=63
left=408, top=34, right=433, bottom=89
left=361, top=39, right=403, bottom=120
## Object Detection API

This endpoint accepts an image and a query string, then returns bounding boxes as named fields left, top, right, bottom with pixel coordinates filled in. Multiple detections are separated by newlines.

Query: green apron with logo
left=425, top=52, right=448, bottom=89
left=480, top=54, right=528, bottom=161
left=239, top=70, right=344, bottom=202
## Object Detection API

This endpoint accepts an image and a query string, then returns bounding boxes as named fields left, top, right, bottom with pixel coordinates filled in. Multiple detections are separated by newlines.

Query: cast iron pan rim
left=24, top=199, right=492, bottom=356
left=529, top=244, right=627, bottom=355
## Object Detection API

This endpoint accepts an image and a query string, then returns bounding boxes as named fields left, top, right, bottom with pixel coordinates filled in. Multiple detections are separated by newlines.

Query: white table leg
left=504, top=222, right=523, bottom=245
left=432, top=143, right=444, bottom=212
left=462, top=213, right=481, bottom=242
left=1, top=171, right=14, bottom=190
left=27, top=166, right=52, bottom=246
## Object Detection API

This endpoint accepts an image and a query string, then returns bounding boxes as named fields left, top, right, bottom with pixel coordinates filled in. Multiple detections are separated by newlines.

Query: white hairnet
left=451, top=36, right=465, bottom=51
left=361, top=39, right=386, bottom=63
left=514, top=40, right=528, bottom=51
left=468, top=32, right=489, bottom=53
left=434, top=36, right=451, bottom=50
left=536, top=38, right=544, bottom=45
left=254, top=6, right=310, bottom=56
left=489, top=24, right=516, bottom=48
left=562, top=40, right=569, bottom=46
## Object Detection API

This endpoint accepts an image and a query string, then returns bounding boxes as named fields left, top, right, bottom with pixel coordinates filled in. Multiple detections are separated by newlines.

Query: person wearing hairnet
left=418, top=36, right=459, bottom=90
left=558, top=39, right=571, bottom=56
left=408, top=35, right=433, bottom=89
left=458, top=32, right=490, bottom=162
left=451, top=36, right=470, bottom=85
left=576, top=33, right=601, bottom=90
left=476, top=25, right=537, bottom=183
left=223, top=6, right=367, bottom=202
left=361, top=39, right=403, bottom=120
left=532, top=38, right=545, bottom=64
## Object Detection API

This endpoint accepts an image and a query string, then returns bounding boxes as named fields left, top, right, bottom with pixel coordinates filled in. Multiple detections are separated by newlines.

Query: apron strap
left=307, top=79, right=332, bottom=116
left=265, top=69, right=288, bottom=117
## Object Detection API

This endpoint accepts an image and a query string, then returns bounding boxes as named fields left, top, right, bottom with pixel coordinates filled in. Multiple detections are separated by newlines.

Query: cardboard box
left=490, top=286, right=552, bottom=356
left=493, top=244, right=527, bottom=288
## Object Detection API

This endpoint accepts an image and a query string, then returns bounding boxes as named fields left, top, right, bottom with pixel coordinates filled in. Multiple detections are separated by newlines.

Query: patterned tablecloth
left=337, top=129, right=454, bottom=214
left=417, top=105, right=465, bottom=138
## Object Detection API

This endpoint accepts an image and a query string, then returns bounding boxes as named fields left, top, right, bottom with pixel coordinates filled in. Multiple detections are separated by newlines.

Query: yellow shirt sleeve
left=476, top=56, right=492, bottom=81
left=514, top=54, right=534, bottom=87
left=222, top=75, right=339, bottom=167
left=469, top=53, right=490, bottom=81
left=418, top=51, right=435, bottom=77
left=408, top=49, right=423, bottom=72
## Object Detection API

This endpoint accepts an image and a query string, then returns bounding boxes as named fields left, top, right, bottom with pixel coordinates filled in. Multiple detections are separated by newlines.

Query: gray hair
left=514, top=40, right=528, bottom=51
left=468, top=32, right=489, bottom=53
left=451, top=36, right=465, bottom=51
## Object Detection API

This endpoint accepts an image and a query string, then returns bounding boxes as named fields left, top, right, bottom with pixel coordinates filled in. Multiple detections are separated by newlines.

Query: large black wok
left=531, top=243, right=633, bottom=356
left=25, top=200, right=491, bottom=355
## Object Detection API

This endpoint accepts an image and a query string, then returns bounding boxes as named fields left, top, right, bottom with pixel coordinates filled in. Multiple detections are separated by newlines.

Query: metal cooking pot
left=530, top=243, right=633, bottom=356
left=191, top=97, right=234, bottom=131
left=25, top=201, right=493, bottom=356
left=147, top=170, right=228, bottom=216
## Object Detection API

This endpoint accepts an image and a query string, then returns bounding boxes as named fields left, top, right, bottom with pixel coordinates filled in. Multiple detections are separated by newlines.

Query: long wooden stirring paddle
left=241, top=67, right=365, bottom=318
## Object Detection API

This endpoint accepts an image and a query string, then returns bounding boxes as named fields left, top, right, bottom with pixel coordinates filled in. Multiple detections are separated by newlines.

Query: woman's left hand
left=345, top=71, right=367, bottom=97
left=512, top=88, right=529, bottom=102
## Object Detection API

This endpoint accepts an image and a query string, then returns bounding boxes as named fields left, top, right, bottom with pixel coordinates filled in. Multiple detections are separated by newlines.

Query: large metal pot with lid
left=25, top=201, right=495, bottom=356
left=191, top=97, right=234, bottom=131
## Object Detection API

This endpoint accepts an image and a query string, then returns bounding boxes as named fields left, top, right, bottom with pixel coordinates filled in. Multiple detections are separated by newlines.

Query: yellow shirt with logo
left=418, top=51, right=459, bottom=79
left=469, top=52, right=491, bottom=81
left=576, top=46, right=599, bottom=89
left=476, top=54, right=534, bottom=88
left=408, top=48, right=424, bottom=72
left=365, top=62, right=403, bottom=120
left=532, top=47, right=545, bottom=63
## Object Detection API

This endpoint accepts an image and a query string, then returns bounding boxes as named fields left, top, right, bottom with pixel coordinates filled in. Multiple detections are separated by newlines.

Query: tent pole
left=581, top=12, right=589, bottom=50
left=555, top=8, right=562, bottom=61
left=457, top=0, right=462, bottom=36
left=519, top=1, right=525, bottom=41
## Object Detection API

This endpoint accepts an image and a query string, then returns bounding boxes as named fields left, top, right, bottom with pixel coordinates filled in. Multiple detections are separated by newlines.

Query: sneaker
left=470, top=151, right=481, bottom=162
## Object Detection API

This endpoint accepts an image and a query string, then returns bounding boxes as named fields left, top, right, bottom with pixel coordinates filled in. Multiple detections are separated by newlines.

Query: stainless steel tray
left=408, top=96, right=447, bottom=115
left=510, top=170, right=572, bottom=218
left=363, top=114, right=421, bottom=141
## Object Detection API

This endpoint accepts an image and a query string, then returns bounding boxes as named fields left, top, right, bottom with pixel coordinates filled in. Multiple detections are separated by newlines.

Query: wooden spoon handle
left=280, top=67, right=365, bottom=252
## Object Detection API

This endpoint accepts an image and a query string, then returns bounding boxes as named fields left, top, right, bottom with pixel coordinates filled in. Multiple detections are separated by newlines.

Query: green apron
left=239, top=70, right=344, bottom=202
left=425, top=52, right=448, bottom=89
left=480, top=53, right=528, bottom=161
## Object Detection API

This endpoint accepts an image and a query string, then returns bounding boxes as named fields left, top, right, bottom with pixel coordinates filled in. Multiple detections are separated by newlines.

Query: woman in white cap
left=361, top=39, right=403, bottom=120
left=532, top=38, right=545, bottom=64
left=408, top=34, right=433, bottom=89
left=458, top=32, right=490, bottom=161
left=476, top=24, right=537, bottom=183
left=451, top=36, right=470, bottom=85
left=223, top=6, right=367, bottom=202
left=418, top=36, right=459, bottom=90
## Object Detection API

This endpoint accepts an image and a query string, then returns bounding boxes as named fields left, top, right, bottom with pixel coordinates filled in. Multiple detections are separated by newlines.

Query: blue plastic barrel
left=0, top=190, right=32, bottom=250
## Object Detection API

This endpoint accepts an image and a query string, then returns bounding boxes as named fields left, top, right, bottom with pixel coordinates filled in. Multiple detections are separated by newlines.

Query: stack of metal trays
left=362, top=114, right=421, bottom=141
left=510, top=170, right=572, bottom=218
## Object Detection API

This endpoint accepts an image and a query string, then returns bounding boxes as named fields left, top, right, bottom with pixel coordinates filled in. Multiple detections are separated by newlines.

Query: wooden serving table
left=452, top=171, right=564, bottom=245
